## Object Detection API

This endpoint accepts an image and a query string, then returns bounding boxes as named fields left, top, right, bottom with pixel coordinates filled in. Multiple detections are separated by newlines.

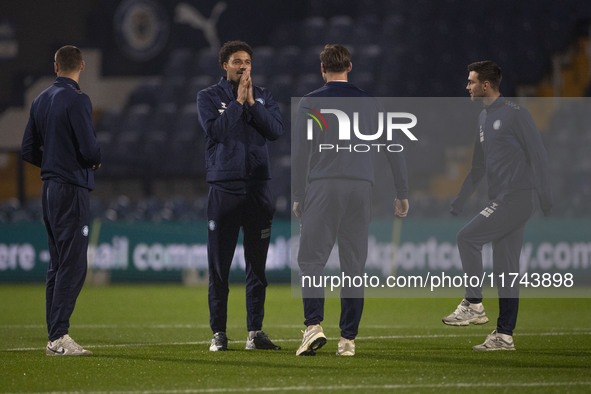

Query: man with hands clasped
left=197, top=40, right=284, bottom=352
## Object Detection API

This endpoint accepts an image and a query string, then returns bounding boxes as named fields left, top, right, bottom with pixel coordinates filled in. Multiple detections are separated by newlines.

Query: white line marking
left=21, top=381, right=591, bottom=394
left=4, top=331, right=590, bottom=352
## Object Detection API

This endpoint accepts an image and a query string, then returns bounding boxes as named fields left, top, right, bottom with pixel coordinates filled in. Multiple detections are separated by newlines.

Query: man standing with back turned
left=442, top=61, right=552, bottom=350
left=22, top=45, right=101, bottom=356
left=197, top=40, right=283, bottom=351
left=292, top=44, right=409, bottom=356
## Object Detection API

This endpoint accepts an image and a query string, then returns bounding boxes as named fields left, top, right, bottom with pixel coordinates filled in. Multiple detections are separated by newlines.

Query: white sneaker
left=46, top=334, right=92, bottom=356
left=472, top=330, right=515, bottom=351
left=442, top=299, right=489, bottom=326
left=296, top=325, right=327, bottom=356
left=209, top=332, right=228, bottom=351
left=336, top=339, right=355, bottom=356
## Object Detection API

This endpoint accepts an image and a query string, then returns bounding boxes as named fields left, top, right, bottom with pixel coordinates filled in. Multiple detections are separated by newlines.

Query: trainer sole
left=472, top=346, right=515, bottom=351
left=296, top=336, right=327, bottom=356
left=336, top=349, right=355, bottom=356
left=442, top=315, right=489, bottom=326
left=46, top=348, right=92, bottom=356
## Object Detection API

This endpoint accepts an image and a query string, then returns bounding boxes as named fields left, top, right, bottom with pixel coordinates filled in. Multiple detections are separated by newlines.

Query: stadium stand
left=3, top=0, right=591, bottom=222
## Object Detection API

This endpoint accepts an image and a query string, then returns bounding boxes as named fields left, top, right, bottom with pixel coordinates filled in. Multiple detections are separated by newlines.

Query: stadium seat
left=353, top=44, right=382, bottom=76
left=379, top=13, right=407, bottom=48
left=147, top=103, right=178, bottom=133
left=274, top=46, right=302, bottom=76
left=163, top=48, right=194, bottom=80
left=295, top=73, right=322, bottom=97
left=193, top=48, right=220, bottom=78
left=185, top=75, right=215, bottom=105
left=271, top=21, right=300, bottom=48
left=158, top=77, right=188, bottom=106
left=96, top=107, right=123, bottom=133
left=300, top=16, right=327, bottom=47
left=268, top=74, right=295, bottom=106
left=165, top=104, right=203, bottom=176
left=251, top=74, right=267, bottom=90
left=326, top=15, right=354, bottom=45
left=126, top=78, right=161, bottom=108
left=122, top=104, right=152, bottom=133
left=104, top=195, right=133, bottom=221
left=299, top=45, right=325, bottom=75
left=252, top=46, right=275, bottom=77
left=352, top=72, right=375, bottom=93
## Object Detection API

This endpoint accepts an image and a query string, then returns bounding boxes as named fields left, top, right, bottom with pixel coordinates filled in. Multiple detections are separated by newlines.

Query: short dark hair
left=55, top=45, right=83, bottom=72
left=218, top=40, right=253, bottom=67
left=320, top=44, right=351, bottom=73
left=468, top=60, right=502, bottom=89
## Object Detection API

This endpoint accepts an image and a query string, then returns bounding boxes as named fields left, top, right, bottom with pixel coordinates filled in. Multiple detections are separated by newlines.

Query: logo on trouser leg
left=261, top=228, right=271, bottom=239
left=81, top=225, right=89, bottom=237
left=208, top=220, right=216, bottom=231
left=479, top=202, right=498, bottom=218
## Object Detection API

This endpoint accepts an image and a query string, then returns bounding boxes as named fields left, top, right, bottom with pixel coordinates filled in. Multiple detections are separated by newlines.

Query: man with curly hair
left=197, top=40, right=284, bottom=351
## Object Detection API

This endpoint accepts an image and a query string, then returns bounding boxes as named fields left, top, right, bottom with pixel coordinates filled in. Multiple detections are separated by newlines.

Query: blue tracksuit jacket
left=21, top=77, right=101, bottom=190
left=451, top=96, right=552, bottom=214
left=197, top=77, right=283, bottom=187
left=291, top=81, right=409, bottom=202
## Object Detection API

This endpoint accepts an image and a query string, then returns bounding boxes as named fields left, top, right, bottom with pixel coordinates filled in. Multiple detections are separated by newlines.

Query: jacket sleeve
left=247, top=89, right=284, bottom=141
left=197, top=89, right=244, bottom=143
left=386, top=150, right=409, bottom=200
left=71, top=94, right=101, bottom=167
left=376, top=99, right=408, bottom=199
left=514, top=109, right=553, bottom=215
left=291, top=98, right=311, bottom=203
left=21, top=107, right=43, bottom=168
left=382, top=115, right=408, bottom=199
left=450, top=135, right=485, bottom=215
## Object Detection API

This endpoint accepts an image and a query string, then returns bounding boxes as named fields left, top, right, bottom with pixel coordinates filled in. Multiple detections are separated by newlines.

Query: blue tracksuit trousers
left=458, top=189, right=534, bottom=336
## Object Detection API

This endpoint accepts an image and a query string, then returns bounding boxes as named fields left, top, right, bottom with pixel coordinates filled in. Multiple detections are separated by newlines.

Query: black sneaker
left=245, top=330, right=281, bottom=350
left=209, top=332, right=228, bottom=351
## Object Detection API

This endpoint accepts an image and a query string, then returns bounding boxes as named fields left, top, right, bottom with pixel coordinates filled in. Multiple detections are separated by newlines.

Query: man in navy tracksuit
left=197, top=41, right=283, bottom=351
left=443, top=61, right=552, bottom=351
left=21, top=46, right=101, bottom=356
left=292, top=44, right=409, bottom=356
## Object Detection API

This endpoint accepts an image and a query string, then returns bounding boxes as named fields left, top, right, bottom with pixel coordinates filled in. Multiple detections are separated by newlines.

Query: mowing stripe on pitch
left=21, top=381, right=591, bottom=393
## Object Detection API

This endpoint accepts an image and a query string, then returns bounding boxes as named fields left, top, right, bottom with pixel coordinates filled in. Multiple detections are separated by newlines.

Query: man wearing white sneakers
left=22, top=46, right=100, bottom=357
left=443, top=61, right=552, bottom=351
left=292, top=45, right=409, bottom=356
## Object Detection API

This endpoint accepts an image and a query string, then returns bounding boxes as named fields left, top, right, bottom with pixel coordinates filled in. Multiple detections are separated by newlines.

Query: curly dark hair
left=218, top=40, right=253, bottom=68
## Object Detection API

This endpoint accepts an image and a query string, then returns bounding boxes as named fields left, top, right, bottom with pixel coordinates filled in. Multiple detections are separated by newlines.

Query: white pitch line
left=22, top=381, right=591, bottom=394
left=4, top=331, right=591, bottom=352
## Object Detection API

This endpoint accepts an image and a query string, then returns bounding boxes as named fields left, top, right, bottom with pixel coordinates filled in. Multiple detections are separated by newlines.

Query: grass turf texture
left=1, top=284, right=590, bottom=393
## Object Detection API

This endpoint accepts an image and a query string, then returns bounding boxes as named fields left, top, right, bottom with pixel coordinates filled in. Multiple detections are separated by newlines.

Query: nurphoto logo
left=304, top=108, right=418, bottom=152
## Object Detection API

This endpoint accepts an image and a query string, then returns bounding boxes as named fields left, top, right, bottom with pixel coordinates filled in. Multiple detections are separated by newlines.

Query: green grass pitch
left=1, top=283, right=590, bottom=393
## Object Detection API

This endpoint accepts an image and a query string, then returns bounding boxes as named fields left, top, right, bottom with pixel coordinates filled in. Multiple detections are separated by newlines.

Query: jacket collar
left=484, top=94, right=505, bottom=111
left=325, top=81, right=354, bottom=87
left=218, top=76, right=237, bottom=99
left=55, top=76, right=80, bottom=90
